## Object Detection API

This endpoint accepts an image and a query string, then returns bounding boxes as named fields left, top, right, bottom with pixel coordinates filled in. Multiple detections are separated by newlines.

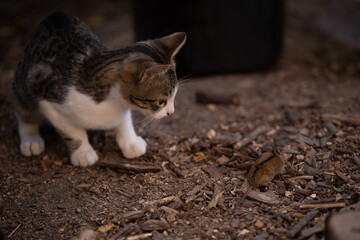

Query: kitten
left=12, top=12, right=186, bottom=167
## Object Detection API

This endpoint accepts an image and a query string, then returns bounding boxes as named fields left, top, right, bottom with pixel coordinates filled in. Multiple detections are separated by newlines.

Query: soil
left=1, top=1, right=360, bottom=239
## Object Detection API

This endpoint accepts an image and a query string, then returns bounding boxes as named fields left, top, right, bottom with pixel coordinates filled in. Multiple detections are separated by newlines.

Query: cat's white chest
left=39, top=85, right=129, bottom=129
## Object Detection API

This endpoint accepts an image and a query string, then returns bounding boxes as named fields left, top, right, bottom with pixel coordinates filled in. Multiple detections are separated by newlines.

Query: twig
left=287, top=209, right=319, bottom=238
left=290, top=175, right=314, bottom=181
left=259, top=208, right=293, bottom=222
left=334, top=170, right=349, bottom=183
left=234, top=186, right=253, bottom=208
left=127, top=233, right=152, bottom=240
left=322, top=113, right=360, bottom=126
left=299, top=202, right=345, bottom=209
left=99, top=160, right=161, bottom=172
left=8, top=223, right=21, bottom=238
left=234, top=126, right=270, bottom=150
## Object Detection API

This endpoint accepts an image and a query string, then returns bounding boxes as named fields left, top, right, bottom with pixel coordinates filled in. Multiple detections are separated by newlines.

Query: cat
left=12, top=11, right=186, bottom=167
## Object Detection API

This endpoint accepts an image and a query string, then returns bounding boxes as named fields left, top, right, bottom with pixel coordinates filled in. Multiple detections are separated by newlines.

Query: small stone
left=216, top=156, right=230, bottom=165
left=230, top=219, right=240, bottom=228
left=207, top=129, right=216, bottom=139
left=207, top=104, right=217, bottom=111
left=53, top=160, right=62, bottom=166
left=255, top=220, right=264, bottom=228
left=296, top=155, right=305, bottom=160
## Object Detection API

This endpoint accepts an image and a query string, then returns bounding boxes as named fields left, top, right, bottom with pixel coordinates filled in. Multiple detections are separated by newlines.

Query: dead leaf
left=97, top=222, right=115, bottom=233
left=207, top=191, right=224, bottom=209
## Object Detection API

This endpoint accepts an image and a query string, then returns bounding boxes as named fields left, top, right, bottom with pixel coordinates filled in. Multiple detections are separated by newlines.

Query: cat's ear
left=140, top=64, right=171, bottom=82
left=155, top=32, right=187, bottom=60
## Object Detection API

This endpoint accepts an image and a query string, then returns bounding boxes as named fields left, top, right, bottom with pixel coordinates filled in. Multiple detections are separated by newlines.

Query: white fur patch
left=40, top=84, right=130, bottom=130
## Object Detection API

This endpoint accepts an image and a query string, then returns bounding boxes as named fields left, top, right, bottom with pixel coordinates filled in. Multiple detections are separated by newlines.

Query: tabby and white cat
left=12, top=12, right=186, bottom=167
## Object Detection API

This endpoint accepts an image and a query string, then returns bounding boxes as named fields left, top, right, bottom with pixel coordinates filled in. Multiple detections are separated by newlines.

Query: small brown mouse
left=236, top=147, right=285, bottom=207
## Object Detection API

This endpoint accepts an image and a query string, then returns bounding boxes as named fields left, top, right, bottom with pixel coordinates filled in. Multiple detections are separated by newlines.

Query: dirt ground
left=1, top=1, right=360, bottom=239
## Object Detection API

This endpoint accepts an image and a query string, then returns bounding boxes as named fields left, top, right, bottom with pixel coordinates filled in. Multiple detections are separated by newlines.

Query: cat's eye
left=159, top=99, right=167, bottom=106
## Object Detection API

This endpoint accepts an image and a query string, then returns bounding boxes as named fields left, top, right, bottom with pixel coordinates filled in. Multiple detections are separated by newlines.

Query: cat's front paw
left=71, top=149, right=99, bottom=167
left=20, top=134, right=45, bottom=156
left=120, top=136, right=147, bottom=159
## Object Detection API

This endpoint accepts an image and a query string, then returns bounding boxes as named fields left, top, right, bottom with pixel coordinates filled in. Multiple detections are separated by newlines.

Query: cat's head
left=120, top=32, right=186, bottom=119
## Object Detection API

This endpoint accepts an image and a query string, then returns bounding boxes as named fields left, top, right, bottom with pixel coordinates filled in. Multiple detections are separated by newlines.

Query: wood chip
left=119, top=210, right=144, bottom=221
left=335, top=170, right=349, bottom=183
left=202, top=165, right=223, bottom=178
left=75, top=183, right=91, bottom=192
left=300, top=203, right=346, bottom=209
left=239, top=180, right=279, bottom=205
left=234, top=126, right=270, bottom=150
left=187, top=182, right=208, bottom=196
left=140, top=219, right=170, bottom=231
left=322, top=113, right=360, bottom=126
left=159, top=206, right=179, bottom=214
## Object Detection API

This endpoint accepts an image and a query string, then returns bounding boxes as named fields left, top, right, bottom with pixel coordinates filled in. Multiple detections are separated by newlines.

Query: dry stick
left=8, top=224, right=21, bottom=238
left=234, top=186, right=253, bottom=208
left=290, top=175, right=314, bottom=181
left=99, top=160, right=161, bottom=172
left=287, top=209, right=319, bottom=238
left=259, top=208, right=293, bottom=222
left=299, top=202, right=346, bottom=209
left=234, top=126, right=270, bottom=150
left=322, top=113, right=360, bottom=126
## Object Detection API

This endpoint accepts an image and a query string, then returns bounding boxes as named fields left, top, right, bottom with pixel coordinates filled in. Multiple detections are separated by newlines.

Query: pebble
left=255, top=220, right=264, bottom=228
left=207, top=129, right=216, bottom=139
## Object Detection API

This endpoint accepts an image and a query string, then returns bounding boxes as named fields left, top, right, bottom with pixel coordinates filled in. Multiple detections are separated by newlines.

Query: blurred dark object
left=195, top=91, right=239, bottom=106
left=133, top=0, right=284, bottom=76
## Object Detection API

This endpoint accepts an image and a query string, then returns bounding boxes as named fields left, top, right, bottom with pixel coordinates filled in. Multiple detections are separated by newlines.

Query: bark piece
left=322, top=113, right=360, bottom=126
left=140, top=220, right=170, bottom=231
left=202, top=165, right=223, bottom=178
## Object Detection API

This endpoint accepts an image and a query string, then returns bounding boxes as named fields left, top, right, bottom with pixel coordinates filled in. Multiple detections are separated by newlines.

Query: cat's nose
left=167, top=109, right=174, bottom=116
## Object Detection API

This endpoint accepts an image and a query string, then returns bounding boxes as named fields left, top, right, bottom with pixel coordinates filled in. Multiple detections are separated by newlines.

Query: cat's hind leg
left=16, top=113, right=45, bottom=157
left=39, top=101, right=98, bottom=167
